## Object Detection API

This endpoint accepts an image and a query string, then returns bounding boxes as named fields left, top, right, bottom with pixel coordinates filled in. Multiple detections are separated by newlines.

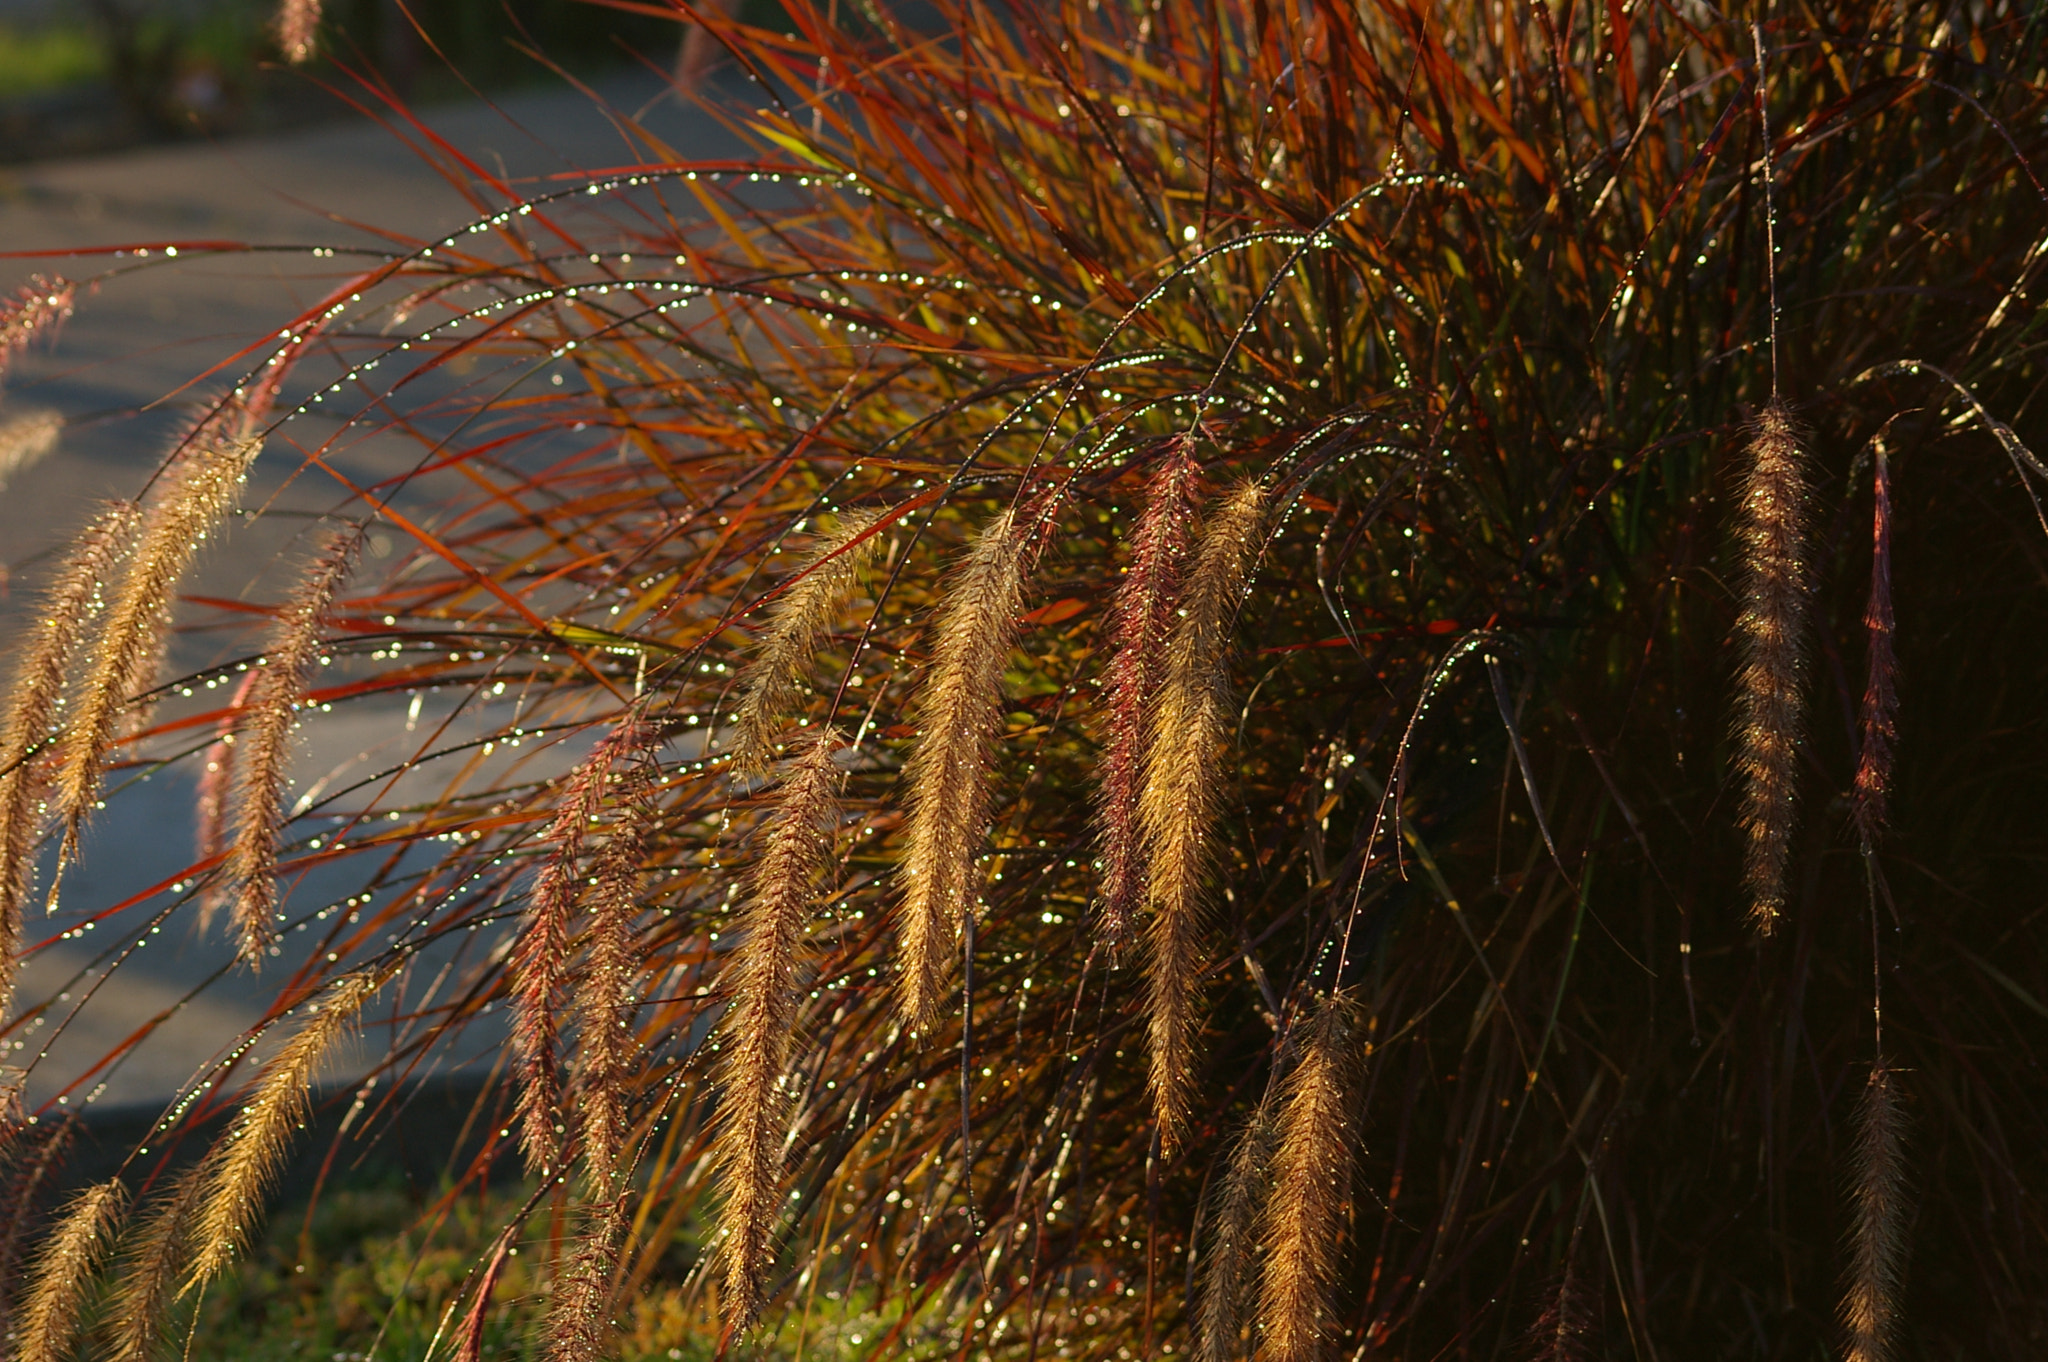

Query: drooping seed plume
left=0, top=1111, right=77, bottom=1327
left=512, top=713, right=660, bottom=1176
left=543, top=1194, right=630, bottom=1362
left=725, top=510, right=880, bottom=775
left=0, top=408, right=61, bottom=490
left=1139, top=480, right=1265, bottom=1149
left=274, top=0, right=322, bottom=63
left=0, top=275, right=74, bottom=384
left=1732, top=401, right=1812, bottom=933
left=1197, top=1091, right=1279, bottom=1362
left=186, top=968, right=385, bottom=1292
left=15, top=1177, right=127, bottom=1362
left=574, top=788, right=654, bottom=1194
left=215, top=531, right=358, bottom=965
left=1527, top=1258, right=1589, bottom=1362
left=193, top=671, right=256, bottom=935
left=1852, top=429, right=1898, bottom=854
left=896, top=508, right=1028, bottom=1031
left=713, top=727, right=844, bottom=1330
left=0, top=501, right=141, bottom=1015
left=1842, top=1062, right=1909, bottom=1362
left=47, top=435, right=262, bottom=906
left=1258, top=993, right=1362, bottom=1362
left=194, top=725, right=232, bottom=868
left=1095, top=443, right=1203, bottom=947
left=106, top=1165, right=205, bottom=1362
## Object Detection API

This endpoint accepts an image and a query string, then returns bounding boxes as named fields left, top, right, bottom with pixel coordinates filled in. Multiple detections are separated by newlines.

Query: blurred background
left=0, top=0, right=698, bottom=161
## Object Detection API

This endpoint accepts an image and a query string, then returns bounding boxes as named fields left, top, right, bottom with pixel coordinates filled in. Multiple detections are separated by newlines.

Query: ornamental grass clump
left=4, top=1, right=2048, bottom=1358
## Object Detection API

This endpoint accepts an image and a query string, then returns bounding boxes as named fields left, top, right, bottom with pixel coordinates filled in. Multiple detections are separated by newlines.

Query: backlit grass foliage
left=6, top=1, right=2048, bottom=1358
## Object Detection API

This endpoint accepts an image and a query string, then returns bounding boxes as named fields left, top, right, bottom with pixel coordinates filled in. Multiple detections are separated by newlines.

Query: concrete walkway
left=0, top=70, right=740, bottom=1111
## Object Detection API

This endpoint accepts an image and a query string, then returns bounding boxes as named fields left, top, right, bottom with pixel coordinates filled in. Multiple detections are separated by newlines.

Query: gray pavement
left=0, top=70, right=739, bottom=1113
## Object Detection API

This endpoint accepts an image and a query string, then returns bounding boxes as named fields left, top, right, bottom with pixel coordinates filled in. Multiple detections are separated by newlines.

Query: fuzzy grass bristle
left=1258, top=994, right=1362, bottom=1362
left=0, top=275, right=74, bottom=383
left=543, top=1195, right=630, bottom=1362
left=1842, top=1063, right=1909, bottom=1362
left=1095, top=444, right=1204, bottom=948
left=15, top=1177, right=127, bottom=1362
left=725, top=511, right=881, bottom=775
left=0, top=409, right=61, bottom=490
left=1139, top=480, right=1265, bottom=1149
left=713, top=727, right=844, bottom=1330
left=0, top=500, right=141, bottom=1013
left=575, top=786, right=655, bottom=1194
left=273, top=0, right=322, bottom=63
left=218, top=530, right=358, bottom=966
left=185, top=968, right=385, bottom=1292
left=0, top=1111, right=76, bottom=1318
left=47, top=435, right=261, bottom=905
left=1197, top=1092, right=1279, bottom=1362
left=1732, top=401, right=1812, bottom=933
left=105, top=1165, right=205, bottom=1362
left=895, top=508, right=1029, bottom=1031
left=510, top=713, right=661, bottom=1176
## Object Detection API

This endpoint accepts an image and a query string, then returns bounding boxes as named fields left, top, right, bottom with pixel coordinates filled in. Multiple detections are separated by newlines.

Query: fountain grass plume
left=106, top=1165, right=205, bottom=1362
left=725, top=511, right=881, bottom=775
left=511, top=712, right=661, bottom=1176
left=1139, top=480, right=1266, bottom=1149
left=15, top=1177, right=127, bottom=1362
left=219, top=529, right=359, bottom=967
left=713, top=727, right=844, bottom=1329
left=1095, top=443, right=1204, bottom=949
left=47, top=435, right=261, bottom=907
left=543, top=1194, right=630, bottom=1362
left=1197, top=1090, right=1279, bottom=1362
left=274, top=0, right=322, bottom=63
left=1842, top=1063, right=1909, bottom=1362
left=0, top=276, right=74, bottom=384
left=895, top=508, right=1028, bottom=1031
left=0, top=501, right=141, bottom=1012
left=1732, top=402, right=1812, bottom=933
left=1258, top=994, right=1361, bottom=1362
left=1853, top=428, right=1899, bottom=853
left=0, top=409, right=61, bottom=491
left=185, top=968, right=386, bottom=1293
left=575, top=788, right=655, bottom=1195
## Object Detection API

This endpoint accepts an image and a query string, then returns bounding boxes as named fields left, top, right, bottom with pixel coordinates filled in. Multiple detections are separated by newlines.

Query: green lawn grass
left=191, top=1175, right=893, bottom=1360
